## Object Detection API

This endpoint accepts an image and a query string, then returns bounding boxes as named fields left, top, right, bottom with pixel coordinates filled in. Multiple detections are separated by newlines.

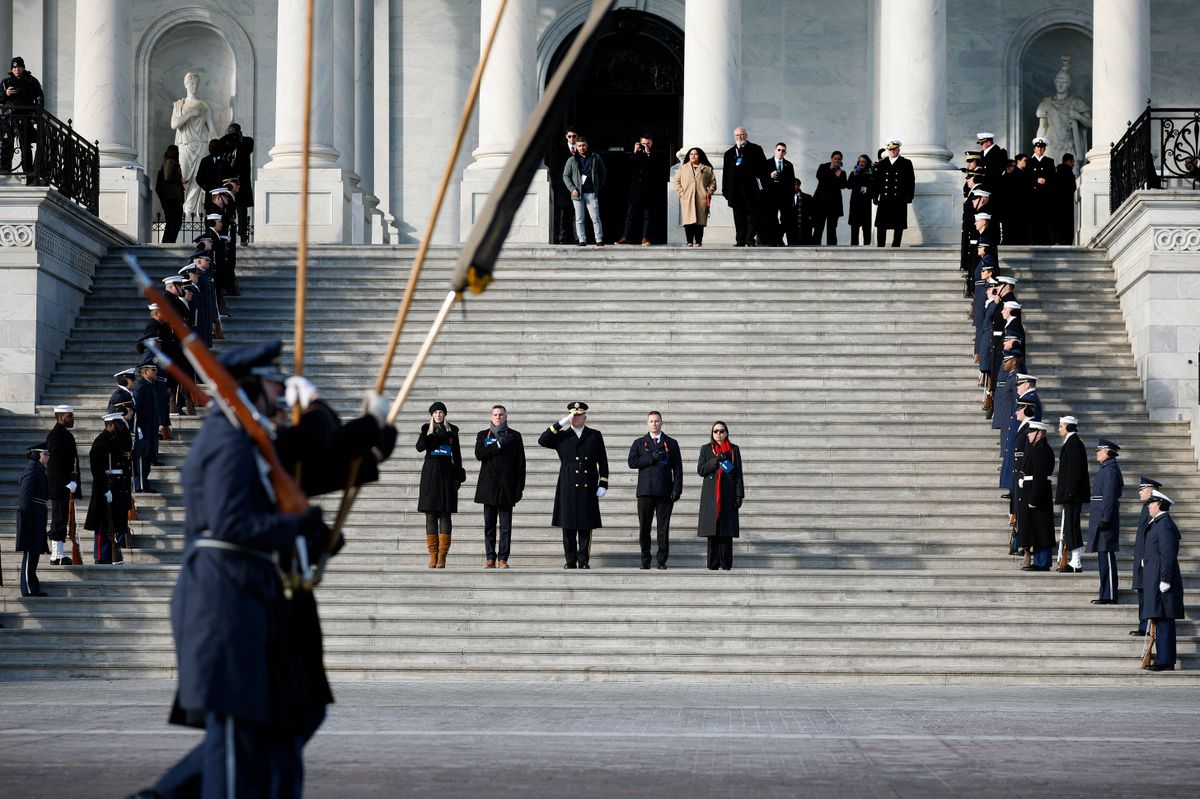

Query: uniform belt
left=191, top=536, right=280, bottom=566
left=105, top=469, right=124, bottom=475
left=32, top=498, right=47, bottom=506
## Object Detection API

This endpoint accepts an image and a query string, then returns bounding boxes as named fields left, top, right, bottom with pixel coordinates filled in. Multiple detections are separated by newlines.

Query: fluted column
left=1078, top=0, right=1151, bottom=242
left=682, top=0, right=740, bottom=158
left=354, top=0, right=374, bottom=195
left=333, top=0, right=356, bottom=175
left=263, top=0, right=338, bottom=170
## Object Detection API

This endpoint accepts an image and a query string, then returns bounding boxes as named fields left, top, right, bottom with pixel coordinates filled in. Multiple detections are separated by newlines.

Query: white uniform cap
left=974, top=212, right=992, bottom=220
left=1015, top=373, right=1038, bottom=383
left=970, top=189, right=991, bottom=198
left=102, top=412, right=124, bottom=423
left=147, top=303, right=159, bottom=311
left=1032, top=137, right=1049, bottom=146
left=884, top=139, right=901, bottom=148
left=1003, top=301, right=1021, bottom=310
left=1150, top=490, right=1174, bottom=505
left=113, top=367, right=137, bottom=378
left=52, top=404, right=74, bottom=414
left=162, top=275, right=185, bottom=285
left=1028, top=421, right=1051, bottom=431
left=997, top=276, right=1018, bottom=285
left=1059, top=415, right=1079, bottom=426
left=206, top=213, right=223, bottom=221
left=976, top=132, right=996, bottom=140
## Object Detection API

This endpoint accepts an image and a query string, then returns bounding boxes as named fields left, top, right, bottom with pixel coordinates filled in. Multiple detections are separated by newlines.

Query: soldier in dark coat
left=1027, top=138, right=1056, bottom=244
left=15, top=444, right=50, bottom=596
left=1054, top=416, right=1090, bottom=573
left=1019, top=422, right=1056, bottom=570
left=975, top=133, right=1008, bottom=203
left=132, top=363, right=161, bottom=492
left=1140, top=492, right=1183, bottom=671
left=873, top=139, right=915, bottom=247
left=627, top=411, right=683, bottom=569
left=697, top=421, right=744, bottom=570
left=1087, top=438, right=1124, bottom=604
left=45, top=405, right=80, bottom=565
left=179, top=262, right=213, bottom=347
left=84, top=412, right=133, bottom=563
left=999, top=156, right=1030, bottom=244
left=721, top=127, right=768, bottom=246
left=108, top=368, right=137, bottom=413
left=539, top=402, right=609, bottom=569
left=1130, top=476, right=1163, bottom=635
left=473, top=405, right=525, bottom=568
left=416, top=401, right=463, bottom=568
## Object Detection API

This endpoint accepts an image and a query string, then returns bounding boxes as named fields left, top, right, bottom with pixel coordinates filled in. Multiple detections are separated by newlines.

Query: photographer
left=0, top=56, right=44, bottom=178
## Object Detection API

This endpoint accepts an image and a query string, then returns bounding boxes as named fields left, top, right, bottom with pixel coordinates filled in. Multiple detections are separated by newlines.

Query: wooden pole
left=292, top=0, right=317, bottom=425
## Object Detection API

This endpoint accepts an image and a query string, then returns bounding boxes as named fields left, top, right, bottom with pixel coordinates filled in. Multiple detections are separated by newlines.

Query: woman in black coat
left=416, top=401, right=463, bottom=568
left=155, top=145, right=185, bottom=243
left=16, top=444, right=51, bottom=596
left=697, top=421, right=744, bottom=570
left=846, top=154, right=876, bottom=245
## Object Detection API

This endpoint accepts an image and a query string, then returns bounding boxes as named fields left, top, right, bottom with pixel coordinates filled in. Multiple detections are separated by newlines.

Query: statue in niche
left=1035, top=56, right=1092, bottom=174
left=170, top=72, right=218, bottom=216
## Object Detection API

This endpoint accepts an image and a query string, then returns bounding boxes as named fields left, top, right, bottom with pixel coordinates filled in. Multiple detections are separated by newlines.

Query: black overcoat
left=1140, top=513, right=1184, bottom=621
left=15, top=460, right=49, bottom=553
left=627, top=433, right=683, bottom=499
left=1132, top=502, right=1151, bottom=591
left=721, top=141, right=767, bottom=208
left=847, top=167, right=875, bottom=225
left=813, top=162, right=848, bottom=217
left=84, top=429, right=132, bottom=532
left=1019, top=437, right=1056, bottom=550
left=276, top=402, right=396, bottom=498
left=224, top=135, right=255, bottom=206
left=474, top=427, right=526, bottom=507
left=626, top=148, right=664, bottom=204
left=1087, top=458, right=1123, bottom=552
left=1054, top=433, right=1090, bottom=504
left=697, top=443, right=744, bottom=538
left=873, top=155, right=914, bottom=229
left=539, top=424, right=609, bottom=530
left=416, top=423, right=462, bottom=514
left=45, top=422, right=80, bottom=500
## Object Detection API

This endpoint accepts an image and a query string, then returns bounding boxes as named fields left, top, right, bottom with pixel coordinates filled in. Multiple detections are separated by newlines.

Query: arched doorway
left=544, top=9, right=683, bottom=243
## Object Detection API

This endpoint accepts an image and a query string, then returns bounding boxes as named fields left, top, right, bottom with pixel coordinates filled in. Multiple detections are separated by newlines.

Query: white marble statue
left=170, top=72, right=218, bottom=217
left=1035, top=56, right=1092, bottom=174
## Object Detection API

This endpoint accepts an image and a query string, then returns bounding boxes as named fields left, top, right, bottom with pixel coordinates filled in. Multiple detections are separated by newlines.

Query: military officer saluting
left=539, top=402, right=609, bottom=569
left=1140, top=491, right=1183, bottom=672
left=873, top=138, right=915, bottom=247
left=1130, top=476, right=1164, bottom=635
left=84, top=412, right=133, bottom=564
left=1087, top=438, right=1124, bottom=604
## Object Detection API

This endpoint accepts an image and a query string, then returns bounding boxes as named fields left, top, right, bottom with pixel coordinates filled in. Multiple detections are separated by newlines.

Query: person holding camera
left=417, top=402, right=464, bottom=568
left=0, top=56, right=44, bottom=178
left=618, top=134, right=660, bottom=245
left=813, top=151, right=849, bottom=245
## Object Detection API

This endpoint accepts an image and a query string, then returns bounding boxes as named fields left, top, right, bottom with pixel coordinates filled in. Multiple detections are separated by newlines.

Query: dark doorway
left=544, top=10, right=683, bottom=244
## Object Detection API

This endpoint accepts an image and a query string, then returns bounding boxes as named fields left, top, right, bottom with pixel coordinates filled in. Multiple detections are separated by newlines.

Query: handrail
left=2, top=105, right=100, bottom=214
left=1110, top=103, right=1200, bottom=213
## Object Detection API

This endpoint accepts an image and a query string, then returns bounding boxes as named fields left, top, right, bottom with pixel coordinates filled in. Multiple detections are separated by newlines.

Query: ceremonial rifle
left=144, top=340, right=210, bottom=409
left=1140, top=620, right=1157, bottom=669
left=67, top=488, right=82, bottom=565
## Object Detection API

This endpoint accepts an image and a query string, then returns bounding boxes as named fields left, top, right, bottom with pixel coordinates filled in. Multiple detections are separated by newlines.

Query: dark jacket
left=627, top=433, right=683, bottom=500
left=195, top=152, right=225, bottom=196
left=223, top=134, right=255, bottom=205
left=155, top=160, right=185, bottom=204
left=539, top=423, right=609, bottom=530
left=415, top=423, right=463, bottom=514
left=0, top=70, right=44, bottom=108
left=1019, top=436, right=1056, bottom=550
left=1132, top=502, right=1151, bottom=591
left=626, top=147, right=664, bottom=204
left=474, top=427, right=526, bottom=507
left=84, top=428, right=132, bottom=533
left=721, top=141, right=768, bottom=207
left=764, top=156, right=797, bottom=203
left=108, top=385, right=135, bottom=414
left=276, top=401, right=397, bottom=498
left=978, top=144, right=1008, bottom=197
left=132, top=376, right=160, bottom=444
left=15, top=460, right=50, bottom=553
left=813, top=162, right=849, bottom=217
left=1054, top=433, right=1090, bottom=505
left=873, top=155, right=915, bottom=229
left=46, top=422, right=80, bottom=500
left=1087, top=458, right=1123, bottom=552
left=847, top=165, right=876, bottom=225
left=697, top=443, right=744, bottom=538
left=1140, top=512, right=1184, bottom=621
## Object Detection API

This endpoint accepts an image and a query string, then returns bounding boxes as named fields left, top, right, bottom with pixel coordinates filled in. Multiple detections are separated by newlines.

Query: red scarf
left=711, top=440, right=733, bottom=518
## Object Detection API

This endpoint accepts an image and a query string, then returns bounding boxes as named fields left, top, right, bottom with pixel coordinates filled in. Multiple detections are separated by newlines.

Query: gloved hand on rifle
left=298, top=506, right=335, bottom=557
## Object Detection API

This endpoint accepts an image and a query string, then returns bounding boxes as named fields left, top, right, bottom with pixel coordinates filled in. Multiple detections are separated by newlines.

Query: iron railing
left=1110, top=104, right=1200, bottom=213
left=2, top=105, right=99, bottom=214
left=152, top=212, right=254, bottom=245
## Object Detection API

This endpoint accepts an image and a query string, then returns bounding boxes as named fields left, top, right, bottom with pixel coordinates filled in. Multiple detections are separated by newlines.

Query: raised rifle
left=144, top=340, right=209, bottom=409
left=1140, top=620, right=1157, bottom=669
left=67, top=488, right=82, bottom=565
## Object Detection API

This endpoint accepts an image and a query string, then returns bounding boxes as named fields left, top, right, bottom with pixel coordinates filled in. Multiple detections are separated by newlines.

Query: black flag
left=452, top=0, right=616, bottom=294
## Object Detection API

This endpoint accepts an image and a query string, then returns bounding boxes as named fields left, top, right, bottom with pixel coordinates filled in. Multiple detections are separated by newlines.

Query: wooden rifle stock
left=68, top=489, right=82, bottom=565
left=1140, top=620, right=1157, bottom=669
left=144, top=340, right=209, bottom=408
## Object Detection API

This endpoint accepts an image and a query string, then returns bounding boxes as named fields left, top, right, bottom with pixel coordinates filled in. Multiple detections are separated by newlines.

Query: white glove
left=104, top=490, right=113, bottom=503
left=364, top=390, right=387, bottom=428
left=66, top=481, right=78, bottom=493
left=285, top=376, right=319, bottom=410
left=1160, top=582, right=1171, bottom=593
left=558, top=415, right=573, bottom=429
left=859, top=186, right=867, bottom=194
left=596, top=486, right=607, bottom=498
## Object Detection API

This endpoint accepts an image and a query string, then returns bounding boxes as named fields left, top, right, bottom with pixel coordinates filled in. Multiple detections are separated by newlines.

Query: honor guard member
left=473, top=405, right=526, bottom=569
left=986, top=276, right=1020, bottom=399
left=971, top=254, right=996, bottom=332
left=1020, top=421, right=1056, bottom=571
left=976, top=133, right=1009, bottom=199
left=1027, top=137, right=1056, bottom=244
left=539, top=402, right=609, bottom=569
left=1087, top=438, right=1124, bottom=604
left=192, top=248, right=222, bottom=339
left=1140, top=491, right=1183, bottom=672
left=178, top=261, right=213, bottom=346
left=15, top=444, right=50, bottom=596
left=1000, top=301, right=1026, bottom=367
left=874, top=139, right=915, bottom=247
left=84, top=412, right=133, bottom=563
left=1130, top=476, right=1164, bottom=635
left=132, top=362, right=161, bottom=493
left=108, top=367, right=137, bottom=413
left=993, top=348, right=1024, bottom=443
left=1054, top=416, right=1090, bottom=573
left=46, top=404, right=80, bottom=565
left=1006, top=398, right=1036, bottom=562
left=627, top=410, right=684, bottom=569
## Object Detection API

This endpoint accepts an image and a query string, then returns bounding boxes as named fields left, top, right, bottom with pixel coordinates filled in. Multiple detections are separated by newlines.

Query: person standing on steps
left=539, top=402, right=609, bottom=569
left=873, top=139, right=914, bottom=247
left=812, top=150, right=848, bottom=245
left=673, top=146, right=717, bottom=247
left=1054, top=415, right=1089, bottom=573
left=763, top=143, right=797, bottom=246
left=474, top=405, right=526, bottom=569
left=563, top=136, right=606, bottom=246
left=722, top=127, right=767, bottom=246
left=628, top=411, right=683, bottom=570
left=1087, top=438, right=1123, bottom=605
left=84, top=412, right=133, bottom=564
left=617, top=133, right=662, bottom=245
left=697, top=422, right=744, bottom=571
left=132, top=362, right=161, bottom=494
left=1020, top=421, right=1056, bottom=571
left=1140, top=491, right=1183, bottom=672
left=417, top=402, right=463, bottom=569
left=16, top=443, right=50, bottom=596
left=846, top=154, right=876, bottom=245
left=46, top=404, right=80, bottom=566
left=549, top=127, right=579, bottom=245
left=1130, top=476, right=1164, bottom=635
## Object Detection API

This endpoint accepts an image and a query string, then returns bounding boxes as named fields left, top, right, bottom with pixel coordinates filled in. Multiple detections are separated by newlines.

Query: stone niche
left=1017, top=26, right=1092, bottom=161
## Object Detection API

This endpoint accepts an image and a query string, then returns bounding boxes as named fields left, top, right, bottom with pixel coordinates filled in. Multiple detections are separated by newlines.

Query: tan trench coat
left=673, top=162, right=717, bottom=226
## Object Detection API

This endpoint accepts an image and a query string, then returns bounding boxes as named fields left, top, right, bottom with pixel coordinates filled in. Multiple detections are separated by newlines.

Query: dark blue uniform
left=132, top=375, right=159, bottom=491
left=1131, top=501, right=1152, bottom=633
left=1140, top=512, right=1183, bottom=668
left=1087, top=458, right=1123, bottom=602
left=15, top=458, right=50, bottom=595
left=628, top=432, right=683, bottom=568
left=539, top=422, right=609, bottom=568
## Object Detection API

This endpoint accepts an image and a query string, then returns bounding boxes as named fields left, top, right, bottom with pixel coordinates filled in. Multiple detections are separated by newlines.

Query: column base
left=460, top=163, right=549, bottom=243
left=253, top=166, right=357, bottom=244
left=1077, top=153, right=1112, bottom=245
left=98, top=165, right=150, bottom=242
left=901, top=162, right=961, bottom=246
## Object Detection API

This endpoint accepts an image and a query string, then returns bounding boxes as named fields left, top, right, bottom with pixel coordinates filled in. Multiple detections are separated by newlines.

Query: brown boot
left=436, top=534, right=451, bottom=568
left=426, top=535, right=439, bottom=568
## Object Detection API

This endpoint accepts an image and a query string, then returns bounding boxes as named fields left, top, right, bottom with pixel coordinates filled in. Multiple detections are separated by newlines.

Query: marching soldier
left=473, top=405, right=526, bottom=569
left=1054, top=415, right=1090, bottom=573
left=45, top=404, right=80, bottom=566
left=1087, top=438, right=1124, bottom=604
left=1130, top=476, right=1164, bottom=635
left=874, top=138, right=915, bottom=247
left=1140, top=491, right=1182, bottom=672
left=539, top=402, right=609, bottom=569
left=15, top=443, right=50, bottom=596
left=1020, top=421, right=1056, bottom=571
left=132, top=362, right=160, bottom=493
left=627, top=410, right=683, bottom=570
left=84, top=412, right=133, bottom=563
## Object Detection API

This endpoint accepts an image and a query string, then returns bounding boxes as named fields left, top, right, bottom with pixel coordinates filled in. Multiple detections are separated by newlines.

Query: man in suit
left=761, top=143, right=797, bottom=246
left=539, top=402, right=609, bottom=569
left=474, top=405, right=526, bottom=569
left=874, top=139, right=915, bottom=247
left=617, top=134, right=662, bottom=245
left=627, top=411, right=683, bottom=570
left=1027, top=137, right=1056, bottom=244
left=1054, top=415, right=1090, bottom=573
left=1140, top=491, right=1183, bottom=672
left=222, top=123, right=254, bottom=243
left=722, top=127, right=767, bottom=246
left=194, top=138, right=225, bottom=203
left=791, top=178, right=816, bottom=246
left=1087, top=438, right=1124, bottom=604
left=813, top=150, right=848, bottom=245
left=548, top=127, right=578, bottom=244
left=1130, top=476, right=1164, bottom=635
left=45, top=405, right=80, bottom=566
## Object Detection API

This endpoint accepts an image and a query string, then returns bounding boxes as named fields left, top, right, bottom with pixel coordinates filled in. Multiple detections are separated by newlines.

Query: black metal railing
left=2, top=105, right=100, bottom=214
left=151, top=212, right=254, bottom=245
left=1110, top=104, right=1200, bottom=213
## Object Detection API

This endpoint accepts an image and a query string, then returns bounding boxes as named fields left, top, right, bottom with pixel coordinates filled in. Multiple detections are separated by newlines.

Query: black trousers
left=0, top=122, right=35, bottom=174
left=849, top=222, right=871, bottom=245
left=1060, top=502, right=1083, bottom=551
left=731, top=201, right=759, bottom=246
left=424, top=512, right=452, bottom=535
left=1097, top=550, right=1118, bottom=601
left=49, top=496, right=69, bottom=542
left=554, top=197, right=576, bottom=244
left=816, top=213, right=839, bottom=245
left=637, top=495, right=673, bottom=567
left=134, top=437, right=154, bottom=490
left=706, top=536, right=733, bottom=570
left=161, top=201, right=184, bottom=243
left=562, top=528, right=591, bottom=567
left=623, top=199, right=651, bottom=241
left=684, top=223, right=705, bottom=245
left=20, top=550, right=41, bottom=596
left=875, top=227, right=904, bottom=247
left=236, top=203, right=250, bottom=242
left=483, top=504, right=513, bottom=562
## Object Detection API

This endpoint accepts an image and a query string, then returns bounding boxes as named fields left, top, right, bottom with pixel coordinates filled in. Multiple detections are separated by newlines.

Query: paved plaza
left=0, top=679, right=1198, bottom=797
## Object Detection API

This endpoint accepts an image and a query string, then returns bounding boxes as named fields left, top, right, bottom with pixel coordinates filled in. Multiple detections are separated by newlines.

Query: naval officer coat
left=1087, top=458, right=1123, bottom=552
left=873, top=155, right=915, bottom=230
left=15, top=459, right=50, bottom=554
left=539, top=424, right=609, bottom=530
left=1132, top=502, right=1152, bottom=591
left=1140, top=512, right=1184, bottom=621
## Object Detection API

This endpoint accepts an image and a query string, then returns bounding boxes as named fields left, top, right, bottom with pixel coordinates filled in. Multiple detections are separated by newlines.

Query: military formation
left=962, top=132, right=1185, bottom=672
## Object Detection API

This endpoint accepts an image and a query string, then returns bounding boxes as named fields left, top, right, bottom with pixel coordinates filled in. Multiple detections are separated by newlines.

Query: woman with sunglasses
left=697, top=422, right=744, bottom=570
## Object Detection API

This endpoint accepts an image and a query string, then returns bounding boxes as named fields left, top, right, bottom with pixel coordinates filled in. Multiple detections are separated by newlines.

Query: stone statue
left=1035, top=56, right=1092, bottom=175
left=170, top=72, right=217, bottom=217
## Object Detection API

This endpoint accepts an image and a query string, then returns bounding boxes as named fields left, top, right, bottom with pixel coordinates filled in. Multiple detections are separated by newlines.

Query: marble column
left=333, top=0, right=356, bottom=175
left=0, top=1, right=13, bottom=65
left=1078, top=0, right=1151, bottom=243
left=73, top=0, right=146, bottom=239
left=256, top=0, right=355, bottom=243
left=460, top=0, right=545, bottom=243
left=873, top=0, right=957, bottom=245
left=354, top=0, right=374, bottom=196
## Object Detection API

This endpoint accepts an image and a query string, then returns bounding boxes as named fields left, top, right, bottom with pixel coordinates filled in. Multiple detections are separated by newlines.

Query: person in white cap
left=1140, top=491, right=1182, bottom=671
left=1087, top=438, right=1124, bottom=604
left=976, top=132, right=1008, bottom=197
left=132, top=364, right=161, bottom=492
left=1027, top=137, right=1055, bottom=244
left=45, top=404, right=81, bottom=565
left=1054, top=416, right=1089, bottom=572
left=1020, top=421, right=1056, bottom=571
left=873, top=139, right=914, bottom=247
left=84, top=412, right=133, bottom=564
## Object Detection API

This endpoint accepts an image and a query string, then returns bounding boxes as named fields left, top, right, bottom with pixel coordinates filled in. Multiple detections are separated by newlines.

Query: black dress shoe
left=563, top=563, right=577, bottom=569
left=640, top=563, right=651, bottom=570
left=656, top=564, right=667, bottom=570
left=579, top=563, right=590, bottom=569
left=1056, top=566, right=1081, bottom=573
left=1130, top=629, right=1147, bottom=636
left=1147, top=663, right=1175, bottom=672
left=1090, top=599, right=1116, bottom=605
left=1021, top=565, right=1049, bottom=571
left=32, top=591, right=48, bottom=597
